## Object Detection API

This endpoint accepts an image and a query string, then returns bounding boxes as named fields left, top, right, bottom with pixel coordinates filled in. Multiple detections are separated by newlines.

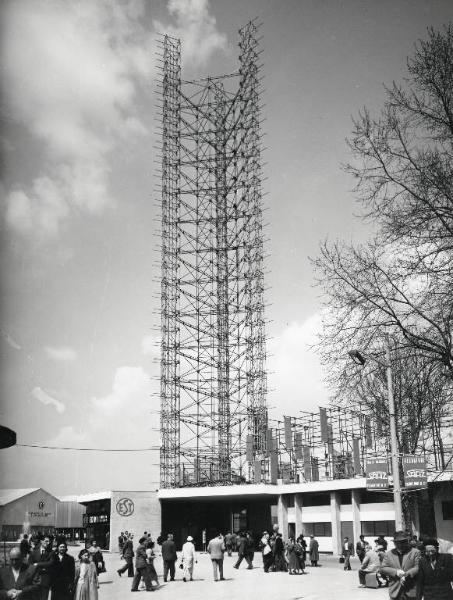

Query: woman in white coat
left=181, top=536, right=197, bottom=582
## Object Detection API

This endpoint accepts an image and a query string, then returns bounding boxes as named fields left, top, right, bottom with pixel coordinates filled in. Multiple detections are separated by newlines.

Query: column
left=294, top=493, right=303, bottom=538
left=352, top=489, right=361, bottom=545
left=277, top=494, right=289, bottom=539
left=330, top=491, right=341, bottom=555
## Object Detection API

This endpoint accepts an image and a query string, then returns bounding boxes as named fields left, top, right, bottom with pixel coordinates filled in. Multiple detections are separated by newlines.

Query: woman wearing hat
left=181, top=536, right=197, bottom=582
left=416, top=538, right=453, bottom=599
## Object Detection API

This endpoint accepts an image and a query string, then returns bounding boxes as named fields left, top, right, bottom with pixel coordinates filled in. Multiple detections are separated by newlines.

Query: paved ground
left=91, top=550, right=389, bottom=600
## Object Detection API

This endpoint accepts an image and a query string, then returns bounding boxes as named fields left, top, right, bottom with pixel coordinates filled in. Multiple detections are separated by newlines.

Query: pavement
left=89, top=550, right=389, bottom=600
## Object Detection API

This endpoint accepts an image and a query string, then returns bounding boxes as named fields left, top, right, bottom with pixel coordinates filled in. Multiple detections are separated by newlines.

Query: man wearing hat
left=381, top=530, right=420, bottom=599
left=180, top=536, right=196, bottom=582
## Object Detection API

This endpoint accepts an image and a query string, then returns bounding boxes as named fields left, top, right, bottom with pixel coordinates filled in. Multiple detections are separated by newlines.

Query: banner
left=284, top=416, right=293, bottom=450
left=366, top=457, right=389, bottom=489
left=403, top=455, right=427, bottom=489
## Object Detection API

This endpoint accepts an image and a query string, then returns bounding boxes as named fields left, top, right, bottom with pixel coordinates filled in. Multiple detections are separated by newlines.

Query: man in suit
left=0, top=547, right=40, bottom=600
left=381, top=530, right=420, bottom=599
left=51, top=541, right=75, bottom=600
left=117, top=534, right=134, bottom=577
left=356, top=534, right=367, bottom=563
left=161, top=534, right=177, bottom=582
left=207, top=533, right=226, bottom=581
left=131, top=536, right=153, bottom=592
left=416, top=538, right=453, bottom=600
left=342, top=536, right=354, bottom=571
left=28, top=535, right=56, bottom=600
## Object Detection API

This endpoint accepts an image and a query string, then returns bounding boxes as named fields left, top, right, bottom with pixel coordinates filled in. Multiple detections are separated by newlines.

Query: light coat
left=381, top=547, right=420, bottom=599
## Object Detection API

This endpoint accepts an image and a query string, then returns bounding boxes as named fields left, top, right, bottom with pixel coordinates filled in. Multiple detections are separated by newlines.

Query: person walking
left=145, top=536, right=159, bottom=587
left=207, top=532, right=226, bottom=581
left=28, top=534, right=56, bottom=600
left=224, top=532, right=233, bottom=557
left=309, top=535, right=319, bottom=567
left=117, top=534, right=134, bottom=578
left=260, top=532, right=273, bottom=573
left=74, top=548, right=99, bottom=600
left=130, top=536, right=153, bottom=592
left=20, top=534, right=30, bottom=561
left=161, top=533, right=177, bottom=582
left=0, top=547, right=40, bottom=600
left=181, top=535, right=196, bottom=582
left=342, top=536, right=354, bottom=571
left=273, top=533, right=287, bottom=572
left=286, top=537, right=300, bottom=575
left=51, top=541, right=75, bottom=600
left=381, top=530, right=420, bottom=599
left=416, top=538, right=453, bottom=600
left=356, top=534, right=367, bottom=564
left=234, top=532, right=253, bottom=570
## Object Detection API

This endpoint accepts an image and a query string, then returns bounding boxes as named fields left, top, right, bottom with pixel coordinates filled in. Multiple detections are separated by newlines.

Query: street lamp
left=349, top=337, right=404, bottom=530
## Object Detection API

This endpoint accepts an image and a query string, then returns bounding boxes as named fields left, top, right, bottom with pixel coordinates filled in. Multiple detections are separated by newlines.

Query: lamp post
left=348, top=337, right=404, bottom=530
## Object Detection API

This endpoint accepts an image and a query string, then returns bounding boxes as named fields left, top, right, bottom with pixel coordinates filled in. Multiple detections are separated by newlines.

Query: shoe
left=183, top=577, right=186, bottom=582
left=233, top=565, right=239, bottom=569
left=247, top=566, right=253, bottom=570
left=190, top=578, right=193, bottom=581
left=220, top=577, right=225, bottom=580
left=131, top=590, right=138, bottom=592
left=170, top=578, right=175, bottom=581
left=117, top=570, right=122, bottom=577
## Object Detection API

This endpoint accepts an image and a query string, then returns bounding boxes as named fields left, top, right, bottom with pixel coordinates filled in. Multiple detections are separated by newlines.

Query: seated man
left=0, top=547, right=40, bottom=600
left=358, top=545, right=387, bottom=588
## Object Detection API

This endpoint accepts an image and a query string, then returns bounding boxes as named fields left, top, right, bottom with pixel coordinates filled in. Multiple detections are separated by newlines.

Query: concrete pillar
left=330, top=491, right=341, bottom=555
left=352, top=489, right=361, bottom=545
left=277, top=494, right=289, bottom=539
left=294, top=493, right=303, bottom=538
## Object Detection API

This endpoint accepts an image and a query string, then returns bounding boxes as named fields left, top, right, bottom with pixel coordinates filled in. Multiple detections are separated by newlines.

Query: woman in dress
left=74, top=549, right=99, bottom=600
left=286, top=537, right=299, bottom=575
left=87, top=540, right=105, bottom=575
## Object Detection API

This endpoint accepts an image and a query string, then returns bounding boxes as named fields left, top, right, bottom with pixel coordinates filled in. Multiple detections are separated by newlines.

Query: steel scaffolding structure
left=158, top=21, right=268, bottom=488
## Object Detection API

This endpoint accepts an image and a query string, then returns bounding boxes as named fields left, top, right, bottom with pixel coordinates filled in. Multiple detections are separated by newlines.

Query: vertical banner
left=266, top=428, right=273, bottom=457
left=270, top=446, right=278, bottom=484
left=303, top=446, right=311, bottom=481
left=246, top=434, right=254, bottom=462
left=352, top=438, right=361, bottom=474
left=284, top=416, right=293, bottom=450
left=294, top=432, right=303, bottom=460
left=403, top=455, right=427, bottom=489
left=327, top=424, right=334, bottom=456
left=365, top=417, right=373, bottom=448
left=253, top=460, right=261, bottom=484
left=366, top=457, right=389, bottom=489
left=320, top=407, right=328, bottom=443
left=311, top=457, right=319, bottom=482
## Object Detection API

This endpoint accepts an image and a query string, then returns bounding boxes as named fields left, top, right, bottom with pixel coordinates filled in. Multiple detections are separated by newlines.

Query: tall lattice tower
left=158, top=21, right=268, bottom=488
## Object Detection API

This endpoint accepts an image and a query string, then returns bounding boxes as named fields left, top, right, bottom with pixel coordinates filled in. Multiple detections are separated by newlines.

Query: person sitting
left=358, top=544, right=386, bottom=588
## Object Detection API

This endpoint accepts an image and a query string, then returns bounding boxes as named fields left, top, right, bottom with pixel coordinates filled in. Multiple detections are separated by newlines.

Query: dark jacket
left=51, top=553, right=75, bottom=598
left=342, top=542, right=354, bottom=557
left=28, top=546, right=57, bottom=589
left=122, top=539, right=134, bottom=559
left=135, top=543, right=148, bottom=569
left=416, top=553, right=453, bottom=600
left=161, top=539, right=177, bottom=561
left=0, top=564, right=40, bottom=600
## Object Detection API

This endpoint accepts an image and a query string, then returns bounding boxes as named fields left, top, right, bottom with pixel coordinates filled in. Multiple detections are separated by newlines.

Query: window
left=442, top=500, right=453, bottom=520
left=361, top=521, right=394, bottom=536
left=284, top=495, right=295, bottom=508
left=303, top=522, right=332, bottom=537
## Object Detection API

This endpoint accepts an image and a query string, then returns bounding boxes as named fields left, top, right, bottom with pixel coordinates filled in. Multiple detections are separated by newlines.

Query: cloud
left=1, top=0, right=153, bottom=238
left=154, top=0, right=227, bottom=68
left=45, top=346, right=78, bottom=362
left=267, top=314, right=331, bottom=417
left=32, top=387, right=66, bottom=413
left=48, top=366, right=157, bottom=449
left=141, top=335, right=160, bottom=357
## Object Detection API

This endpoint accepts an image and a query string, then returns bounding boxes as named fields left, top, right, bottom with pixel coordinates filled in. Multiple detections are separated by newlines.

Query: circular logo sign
left=116, top=498, right=134, bottom=517
left=38, top=500, right=45, bottom=509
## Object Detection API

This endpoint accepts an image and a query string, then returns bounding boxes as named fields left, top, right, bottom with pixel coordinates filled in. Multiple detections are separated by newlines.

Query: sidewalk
left=94, top=550, right=388, bottom=600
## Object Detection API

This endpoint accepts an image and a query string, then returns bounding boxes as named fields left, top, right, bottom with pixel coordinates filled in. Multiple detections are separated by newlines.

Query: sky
left=0, top=0, right=452, bottom=495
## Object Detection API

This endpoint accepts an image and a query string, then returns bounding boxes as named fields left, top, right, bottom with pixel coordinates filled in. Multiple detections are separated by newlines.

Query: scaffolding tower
left=158, top=21, right=268, bottom=488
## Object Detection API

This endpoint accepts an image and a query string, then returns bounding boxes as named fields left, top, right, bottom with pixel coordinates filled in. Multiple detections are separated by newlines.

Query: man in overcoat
left=51, top=541, right=75, bottom=600
left=0, top=547, right=40, bottom=600
left=381, top=530, right=420, bottom=599
left=131, top=536, right=153, bottom=592
left=416, top=538, right=453, bottom=600
left=161, top=533, right=177, bottom=582
left=28, top=535, right=56, bottom=600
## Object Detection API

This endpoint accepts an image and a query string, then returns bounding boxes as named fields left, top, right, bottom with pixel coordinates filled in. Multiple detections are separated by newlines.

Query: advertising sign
left=366, top=457, right=389, bottom=489
left=403, top=455, right=427, bottom=489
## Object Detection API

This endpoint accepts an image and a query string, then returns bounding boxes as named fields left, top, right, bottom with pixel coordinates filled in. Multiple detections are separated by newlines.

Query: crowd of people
left=1, top=528, right=452, bottom=598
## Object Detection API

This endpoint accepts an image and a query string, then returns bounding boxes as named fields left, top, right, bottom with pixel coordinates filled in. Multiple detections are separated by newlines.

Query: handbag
left=339, top=556, right=345, bottom=563
left=179, top=562, right=184, bottom=569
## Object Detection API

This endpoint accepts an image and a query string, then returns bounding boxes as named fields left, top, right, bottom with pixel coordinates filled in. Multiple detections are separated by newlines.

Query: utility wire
left=17, top=444, right=160, bottom=452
